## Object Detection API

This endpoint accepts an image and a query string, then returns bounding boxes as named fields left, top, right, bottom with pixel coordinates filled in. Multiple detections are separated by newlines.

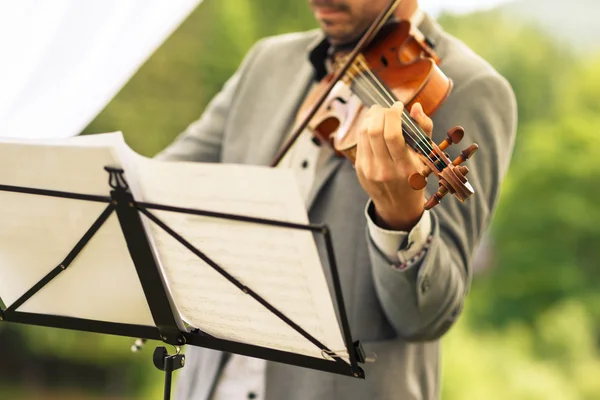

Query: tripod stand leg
left=164, top=356, right=174, bottom=400
left=153, top=346, right=185, bottom=400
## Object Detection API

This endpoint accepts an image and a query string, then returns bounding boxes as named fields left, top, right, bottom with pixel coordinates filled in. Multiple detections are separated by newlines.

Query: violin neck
left=349, top=74, right=431, bottom=154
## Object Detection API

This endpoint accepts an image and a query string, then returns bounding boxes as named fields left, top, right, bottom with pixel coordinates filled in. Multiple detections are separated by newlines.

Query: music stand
left=0, top=167, right=368, bottom=400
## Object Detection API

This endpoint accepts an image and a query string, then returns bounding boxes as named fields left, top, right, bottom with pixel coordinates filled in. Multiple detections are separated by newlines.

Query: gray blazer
left=158, top=14, right=517, bottom=400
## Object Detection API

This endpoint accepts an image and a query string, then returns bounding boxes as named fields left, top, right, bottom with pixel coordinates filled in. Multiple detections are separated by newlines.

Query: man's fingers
left=385, top=102, right=408, bottom=161
left=357, top=114, right=374, bottom=160
left=366, top=106, right=393, bottom=161
left=409, top=102, right=434, bottom=137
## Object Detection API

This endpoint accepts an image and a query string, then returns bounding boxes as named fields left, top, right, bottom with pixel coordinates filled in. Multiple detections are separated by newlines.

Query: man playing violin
left=160, top=0, right=517, bottom=399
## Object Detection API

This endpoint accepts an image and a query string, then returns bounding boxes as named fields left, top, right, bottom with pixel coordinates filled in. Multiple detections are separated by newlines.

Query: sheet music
left=0, top=133, right=155, bottom=326
left=0, top=132, right=348, bottom=362
left=127, top=150, right=348, bottom=361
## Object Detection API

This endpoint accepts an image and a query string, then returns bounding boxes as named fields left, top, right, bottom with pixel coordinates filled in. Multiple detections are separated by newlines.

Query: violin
left=270, top=0, right=479, bottom=210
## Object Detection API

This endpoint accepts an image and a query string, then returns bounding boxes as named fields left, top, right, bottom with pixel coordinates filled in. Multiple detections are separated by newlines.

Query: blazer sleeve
left=367, top=72, right=518, bottom=341
left=155, top=40, right=266, bottom=162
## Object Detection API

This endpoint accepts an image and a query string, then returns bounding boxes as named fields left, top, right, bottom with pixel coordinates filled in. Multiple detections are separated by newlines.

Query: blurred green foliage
left=2, top=0, right=599, bottom=399
left=438, top=11, right=600, bottom=400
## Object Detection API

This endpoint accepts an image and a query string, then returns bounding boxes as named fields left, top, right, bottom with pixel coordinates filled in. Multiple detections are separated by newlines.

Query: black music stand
left=0, top=167, right=368, bottom=400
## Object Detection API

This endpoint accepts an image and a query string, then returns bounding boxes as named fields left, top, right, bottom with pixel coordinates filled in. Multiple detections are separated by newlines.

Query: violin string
left=349, top=60, right=447, bottom=169
left=349, top=74, right=438, bottom=167
left=354, top=57, right=431, bottom=141
left=339, top=53, right=436, bottom=158
left=346, top=63, right=432, bottom=157
left=348, top=62, right=436, bottom=159
left=354, top=58, right=436, bottom=152
left=347, top=63, right=440, bottom=166
left=356, top=61, right=449, bottom=170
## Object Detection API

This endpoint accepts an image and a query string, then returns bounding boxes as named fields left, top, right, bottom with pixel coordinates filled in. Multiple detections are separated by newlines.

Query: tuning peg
left=408, top=166, right=433, bottom=190
left=452, top=144, right=479, bottom=166
left=424, top=186, right=449, bottom=210
left=438, top=126, right=465, bottom=151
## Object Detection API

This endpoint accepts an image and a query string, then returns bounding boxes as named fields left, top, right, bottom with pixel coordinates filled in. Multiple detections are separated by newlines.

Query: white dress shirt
left=212, top=11, right=432, bottom=399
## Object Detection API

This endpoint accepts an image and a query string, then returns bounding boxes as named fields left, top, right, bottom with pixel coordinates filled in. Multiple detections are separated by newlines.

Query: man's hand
left=355, top=101, right=434, bottom=231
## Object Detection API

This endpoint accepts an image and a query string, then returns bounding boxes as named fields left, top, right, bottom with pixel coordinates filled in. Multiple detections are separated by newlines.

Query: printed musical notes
left=129, top=151, right=347, bottom=361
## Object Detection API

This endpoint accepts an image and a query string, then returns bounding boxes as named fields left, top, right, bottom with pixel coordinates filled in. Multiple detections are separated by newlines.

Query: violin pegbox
left=408, top=126, right=479, bottom=210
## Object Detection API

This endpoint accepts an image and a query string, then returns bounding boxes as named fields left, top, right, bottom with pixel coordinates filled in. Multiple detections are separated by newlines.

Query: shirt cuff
left=365, top=200, right=433, bottom=268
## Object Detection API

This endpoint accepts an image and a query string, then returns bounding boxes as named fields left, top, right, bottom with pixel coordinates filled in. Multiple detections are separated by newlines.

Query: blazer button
left=420, top=276, right=430, bottom=294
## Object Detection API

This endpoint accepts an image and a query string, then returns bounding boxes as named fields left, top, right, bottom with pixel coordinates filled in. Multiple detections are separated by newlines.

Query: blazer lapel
left=254, top=57, right=315, bottom=166
left=252, top=30, right=332, bottom=166
left=307, top=154, right=345, bottom=210
left=247, top=30, right=349, bottom=210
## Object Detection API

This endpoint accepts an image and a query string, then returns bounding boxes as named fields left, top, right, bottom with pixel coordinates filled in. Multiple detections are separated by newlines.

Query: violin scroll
left=408, top=126, right=479, bottom=210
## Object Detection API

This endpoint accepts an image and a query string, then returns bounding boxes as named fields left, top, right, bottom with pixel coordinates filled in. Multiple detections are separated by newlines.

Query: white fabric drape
left=0, top=0, right=203, bottom=139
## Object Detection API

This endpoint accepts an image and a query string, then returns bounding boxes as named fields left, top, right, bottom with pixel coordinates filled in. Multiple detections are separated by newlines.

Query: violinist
left=159, top=0, right=517, bottom=399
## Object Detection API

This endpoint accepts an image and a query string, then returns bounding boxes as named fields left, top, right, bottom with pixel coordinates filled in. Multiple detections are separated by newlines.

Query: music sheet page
left=0, top=133, right=155, bottom=326
left=128, top=150, right=348, bottom=361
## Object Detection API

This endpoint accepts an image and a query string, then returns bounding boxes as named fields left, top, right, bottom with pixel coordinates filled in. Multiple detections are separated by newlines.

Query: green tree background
left=1, top=1, right=599, bottom=399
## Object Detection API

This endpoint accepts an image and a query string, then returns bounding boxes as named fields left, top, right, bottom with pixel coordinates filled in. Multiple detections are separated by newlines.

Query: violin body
left=275, top=0, right=479, bottom=210
left=299, top=20, right=453, bottom=164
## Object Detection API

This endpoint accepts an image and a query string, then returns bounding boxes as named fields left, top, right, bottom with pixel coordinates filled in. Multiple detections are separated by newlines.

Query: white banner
left=0, top=0, right=203, bottom=139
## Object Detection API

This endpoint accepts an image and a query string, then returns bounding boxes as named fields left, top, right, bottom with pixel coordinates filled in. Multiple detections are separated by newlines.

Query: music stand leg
left=164, top=356, right=174, bottom=400
left=153, top=346, right=185, bottom=400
